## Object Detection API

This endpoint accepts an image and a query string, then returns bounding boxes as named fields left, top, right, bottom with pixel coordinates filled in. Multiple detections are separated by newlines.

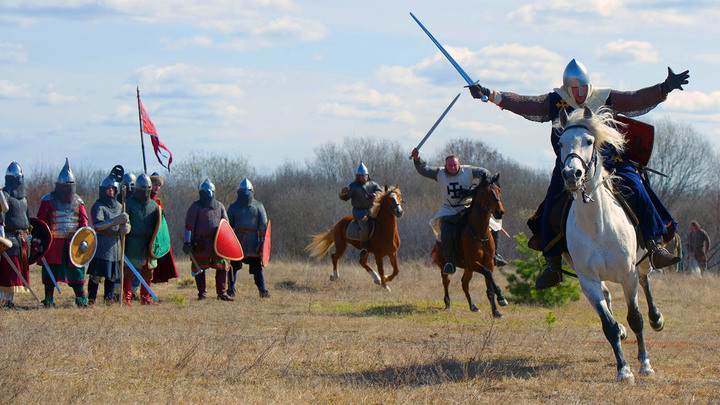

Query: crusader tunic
left=413, top=159, right=489, bottom=240
left=36, top=193, right=89, bottom=285
left=0, top=188, right=31, bottom=293
left=496, top=85, right=675, bottom=256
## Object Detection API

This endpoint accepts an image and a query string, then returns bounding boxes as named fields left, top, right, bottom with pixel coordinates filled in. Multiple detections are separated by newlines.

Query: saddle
left=346, top=217, right=374, bottom=242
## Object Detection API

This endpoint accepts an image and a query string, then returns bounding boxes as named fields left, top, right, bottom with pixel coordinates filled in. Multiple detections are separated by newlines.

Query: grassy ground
left=1, top=258, right=719, bottom=404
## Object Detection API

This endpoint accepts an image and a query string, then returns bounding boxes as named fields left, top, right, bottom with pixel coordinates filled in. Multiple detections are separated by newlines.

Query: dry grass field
left=1, top=258, right=719, bottom=404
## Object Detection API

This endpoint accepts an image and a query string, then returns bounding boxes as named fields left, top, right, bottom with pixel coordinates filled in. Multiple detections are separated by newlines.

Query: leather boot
left=494, top=253, right=508, bottom=267
left=42, top=293, right=55, bottom=308
left=196, top=272, right=207, bottom=300
left=646, top=238, right=681, bottom=269
left=123, top=278, right=134, bottom=307
left=216, top=270, right=234, bottom=301
left=535, top=256, right=563, bottom=290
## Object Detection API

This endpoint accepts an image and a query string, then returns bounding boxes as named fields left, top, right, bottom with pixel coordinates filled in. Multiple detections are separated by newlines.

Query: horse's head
left=370, top=185, right=403, bottom=219
left=557, top=107, right=626, bottom=195
left=472, top=173, right=503, bottom=220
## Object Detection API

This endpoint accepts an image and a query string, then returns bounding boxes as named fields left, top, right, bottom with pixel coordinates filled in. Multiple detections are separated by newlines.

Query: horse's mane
left=369, top=185, right=400, bottom=218
left=557, top=107, right=627, bottom=153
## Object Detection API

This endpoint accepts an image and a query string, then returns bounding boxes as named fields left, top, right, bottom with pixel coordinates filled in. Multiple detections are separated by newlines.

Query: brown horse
left=306, top=185, right=403, bottom=291
left=433, top=174, right=508, bottom=317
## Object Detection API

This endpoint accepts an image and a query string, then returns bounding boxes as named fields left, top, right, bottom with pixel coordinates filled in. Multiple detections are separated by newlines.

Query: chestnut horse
left=306, top=186, right=403, bottom=291
left=433, top=174, right=508, bottom=317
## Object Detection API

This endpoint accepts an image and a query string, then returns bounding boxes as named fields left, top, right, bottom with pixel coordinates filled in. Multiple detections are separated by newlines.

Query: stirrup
left=442, top=262, right=456, bottom=275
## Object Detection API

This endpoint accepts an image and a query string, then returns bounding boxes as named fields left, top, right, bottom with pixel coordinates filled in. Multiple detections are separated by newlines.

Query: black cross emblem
left=447, top=182, right=464, bottom=199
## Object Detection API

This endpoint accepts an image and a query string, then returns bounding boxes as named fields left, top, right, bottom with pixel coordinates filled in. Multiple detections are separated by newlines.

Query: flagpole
left=136, top=87, right=148, bottom=174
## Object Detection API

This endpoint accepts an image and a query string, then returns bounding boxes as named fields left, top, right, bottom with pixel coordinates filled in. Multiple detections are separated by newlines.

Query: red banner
left=138, top=95, right=172, bottom=170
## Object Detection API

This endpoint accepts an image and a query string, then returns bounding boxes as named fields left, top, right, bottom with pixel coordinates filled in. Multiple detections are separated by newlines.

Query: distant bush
left=500, top=233, right=580, bottom=306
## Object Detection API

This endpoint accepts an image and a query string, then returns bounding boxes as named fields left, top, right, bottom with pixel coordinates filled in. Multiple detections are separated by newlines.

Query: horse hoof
left=330, top=275, right=339, bottom=281
left=497, top=298, right=508, bottom=307
left=619, top=324, right=628, bottom=341
left=493, top=312, right=503, bottom=318
left=616, top=366, right=635, bottom=385
left=639, top=361, right=655, bottom=376
left=374, top=279, right=381, bottom=285
left=469, top=305, right=479, bottom=312
left=650, top=314, right=665, bottom=332
left=383, top=285, right=391, bottom=292
left=444, top=298, right=451, bottom=310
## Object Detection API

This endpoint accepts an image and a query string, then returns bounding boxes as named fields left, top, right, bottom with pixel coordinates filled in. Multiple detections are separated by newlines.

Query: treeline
left=17, top=120, right=720, bottom=267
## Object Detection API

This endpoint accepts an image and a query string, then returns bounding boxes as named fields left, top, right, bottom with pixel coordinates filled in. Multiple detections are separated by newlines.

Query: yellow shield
left=68, top=226, right=97, bottom=267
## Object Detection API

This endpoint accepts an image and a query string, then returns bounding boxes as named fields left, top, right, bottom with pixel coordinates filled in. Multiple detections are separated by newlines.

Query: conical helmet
left=200, top=178, right=215, bottom=192
left=563, top=59, right=591, bottom=92
left=56, top=158, right=75, bottom=184
left=6, top=162, right=22, bottom=177
left=356, top=161, right=369, bottom=176
left=238, top=178, right=253, bottom=195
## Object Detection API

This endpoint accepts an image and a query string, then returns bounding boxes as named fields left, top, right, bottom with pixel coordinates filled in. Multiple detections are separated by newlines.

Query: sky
left=1, top=0, right=719, bottom=178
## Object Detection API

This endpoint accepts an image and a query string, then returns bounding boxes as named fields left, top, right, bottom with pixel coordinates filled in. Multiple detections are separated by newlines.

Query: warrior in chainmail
left=183, top=178, right=234, bottom=301
left=227, top=178, right=270, bottom=298
left=124, top=174, right=160, bottom=306
left=469, top=59, right=689, bottom=289
left=36, top=159, right=90, bottom=307
left=410, top=150, right=491, bottom=275
left=0, top=162, right=31, bottom=308
left=87, top=175, right=129, bottom=305
left=339, top=162, right=382, bottom=258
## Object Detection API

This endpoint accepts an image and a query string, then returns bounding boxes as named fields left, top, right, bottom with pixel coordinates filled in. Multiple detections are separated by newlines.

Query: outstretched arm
left=412, top=153, right=440, bottom=181
left=469, top=84, right=555, bottom=123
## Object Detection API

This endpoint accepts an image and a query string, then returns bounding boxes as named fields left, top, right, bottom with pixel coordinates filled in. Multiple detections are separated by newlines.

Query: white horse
left=558, top=106, right=664, bottom=384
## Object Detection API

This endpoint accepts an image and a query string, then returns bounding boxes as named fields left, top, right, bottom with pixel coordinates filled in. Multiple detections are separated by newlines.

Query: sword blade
left=410, top=12, right=475, bottom=86
left=41, top=257, right=62, bottom=294
left=122, top=255, right=158, bottom=302
left=412, top=92, right=461, bottom=158
left=3, top=252, right=40, bottom=302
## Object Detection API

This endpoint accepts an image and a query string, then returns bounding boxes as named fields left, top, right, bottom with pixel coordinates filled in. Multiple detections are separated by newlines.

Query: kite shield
left=261, top=220, right=271, bottom=267
left=214, top=219, right=244, bottom=261
left=149, top=207, right=171, bottom=259
left=28, top=217, right=53, bottom=265
left=68, top=226, right=97, bottom=267
left=616, top=115, right=654, bottom=166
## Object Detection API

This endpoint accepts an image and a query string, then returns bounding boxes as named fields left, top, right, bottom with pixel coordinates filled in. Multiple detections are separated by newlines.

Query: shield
left=109, top=164, right=124, bottom=183
left=68, top=226, right=97, bottom=267
left=261, top=220, right=272, bottom=267
left=616, top=115, right=654, bottom=166
left=149, top=207, right=171, bottom=259
left=214, top=219, right=244, bottom=261
left=28, top=217, right=53, bottom=265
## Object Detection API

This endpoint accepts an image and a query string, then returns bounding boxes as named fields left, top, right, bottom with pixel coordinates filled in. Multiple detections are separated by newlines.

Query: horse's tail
left=305, top=227, right=335, bottom=259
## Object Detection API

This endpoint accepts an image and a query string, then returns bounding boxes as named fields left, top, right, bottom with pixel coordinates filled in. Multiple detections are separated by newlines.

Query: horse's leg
left=442, top=270, right=451, bottom=309
left=639, top=272, right=664, bottom=331
left=623, top=277, right=654, bottom=377
left=483, top=270, right=502, bottom=318
left=461, top=268, right=478, bottom=312
left=580, top=278, right=633, bottom=384
left=330, top=231, right=348, bottom=281
left=384, top=252, right=400, bottom=282
left=374, top=255, right=390, bottom=292
left=358, top=252, right=382, bottom=286
left=602, top=282, right=626, bottom=340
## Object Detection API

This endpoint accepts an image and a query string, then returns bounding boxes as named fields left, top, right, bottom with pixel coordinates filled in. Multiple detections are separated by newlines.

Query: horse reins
left=561, top=124, right=599, bottom=204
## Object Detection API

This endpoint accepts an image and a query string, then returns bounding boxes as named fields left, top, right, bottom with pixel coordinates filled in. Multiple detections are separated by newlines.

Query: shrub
left=500, top=233, right=581, bottom=306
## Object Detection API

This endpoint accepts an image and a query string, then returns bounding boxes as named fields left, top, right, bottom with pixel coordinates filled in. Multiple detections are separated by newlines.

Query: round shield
left=68, top=226, right=97, bottom=267
left=150, top=207, right=171, bottom=259
left=28, top=217, right=53, bottom=265
left=214, top=219, right=244, bottom=261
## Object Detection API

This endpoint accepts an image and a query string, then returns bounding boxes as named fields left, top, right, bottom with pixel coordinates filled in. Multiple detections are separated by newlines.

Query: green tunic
left=125, top=197, right=159, bottom=269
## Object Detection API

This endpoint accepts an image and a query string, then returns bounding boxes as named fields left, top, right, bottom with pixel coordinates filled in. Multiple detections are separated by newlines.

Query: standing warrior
left=227, top=178, right=270, bottom=298
left=410, top=150, right=491, bottom=275
left=469, top=60, right=688, bottom=288
left=149, top=172, right=178, bottom=283
left=339, top=162, right=382, bottom=258
left=183, top=178, right=234, bottom=301
left=37, top=159, right=90, bottom=307
left=87, top=175, right=129, bottom=305
left=686, top=220, right=710, bottom=275
left=123, top=174, right=160, bottom=306
left=0, top=162, right=31, bottom=308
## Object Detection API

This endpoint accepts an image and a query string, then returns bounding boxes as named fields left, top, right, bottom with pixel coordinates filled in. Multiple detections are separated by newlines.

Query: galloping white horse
left=558, top=106, right=664, bottom=384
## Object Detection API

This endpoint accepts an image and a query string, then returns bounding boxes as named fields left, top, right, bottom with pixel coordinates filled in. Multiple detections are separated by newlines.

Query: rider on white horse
left=469, top=59, right=688, bottom=289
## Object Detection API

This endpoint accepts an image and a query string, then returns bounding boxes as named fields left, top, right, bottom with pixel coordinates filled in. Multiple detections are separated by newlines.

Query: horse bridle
left=388, top=190, right=403, bottom=216
left=560, top=124, right=598, bottom=203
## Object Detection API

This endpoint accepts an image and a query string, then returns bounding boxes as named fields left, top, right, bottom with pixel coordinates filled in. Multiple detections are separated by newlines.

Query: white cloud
left=0, top=80, right=29, bottom=99
left=0, top=41, right=27, bottom=63
left=662, top=90, right=720, bottom=113
left=449, top=119, right=509, bottom=134
left=596, top=40, right=659, bottom=64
